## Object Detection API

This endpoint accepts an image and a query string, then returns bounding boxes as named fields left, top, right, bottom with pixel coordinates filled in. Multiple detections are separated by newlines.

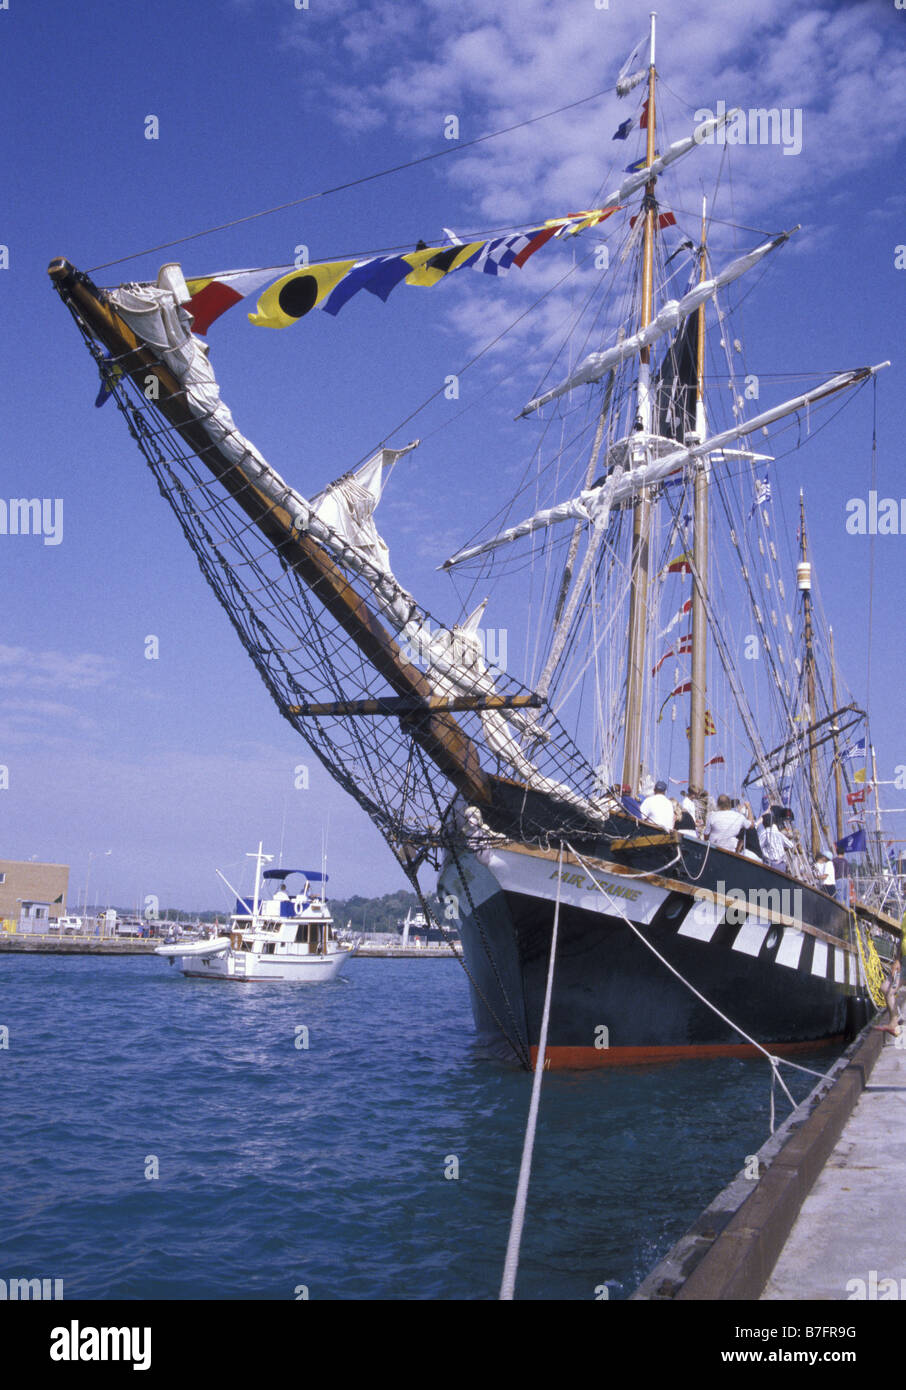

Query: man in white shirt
left=758, top=812, right=793, bottom=871
left=815, top=853, right=836, bottom=892
left=704, top=795, right=750, bottom=852
left=639, top=780, right=675, bottom=832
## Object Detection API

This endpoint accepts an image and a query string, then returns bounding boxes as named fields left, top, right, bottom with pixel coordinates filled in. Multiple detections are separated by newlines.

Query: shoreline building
left=0, top=859, right=69, bottom=933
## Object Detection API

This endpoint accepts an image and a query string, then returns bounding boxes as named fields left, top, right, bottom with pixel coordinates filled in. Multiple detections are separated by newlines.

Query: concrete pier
left=633, top=1017, right=892, bottom=1300
left=0, top=934, right=460, bottom=959
left=0, top=934, right=157, bottom=954
left=762, top=1036, right=906, bottom=1300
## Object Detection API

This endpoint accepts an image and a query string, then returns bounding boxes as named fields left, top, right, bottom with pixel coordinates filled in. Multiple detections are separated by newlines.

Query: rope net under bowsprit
left=64, top=295, right=607, bottom=873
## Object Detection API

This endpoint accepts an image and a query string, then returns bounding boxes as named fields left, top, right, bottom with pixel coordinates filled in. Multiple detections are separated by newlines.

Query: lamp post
left=83, top=850, right=112, bottom=934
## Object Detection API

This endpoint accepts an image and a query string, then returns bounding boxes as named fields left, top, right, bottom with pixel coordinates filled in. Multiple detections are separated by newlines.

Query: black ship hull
left=439, top=838, right=875, bottom=1067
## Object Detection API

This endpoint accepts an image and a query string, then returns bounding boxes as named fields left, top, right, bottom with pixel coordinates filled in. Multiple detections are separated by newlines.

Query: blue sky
left=2, top=0, right=905, bottom=910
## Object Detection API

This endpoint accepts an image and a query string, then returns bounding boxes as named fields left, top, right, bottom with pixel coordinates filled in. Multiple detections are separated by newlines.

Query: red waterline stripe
left=530, top=1036, right=846, bottom=1069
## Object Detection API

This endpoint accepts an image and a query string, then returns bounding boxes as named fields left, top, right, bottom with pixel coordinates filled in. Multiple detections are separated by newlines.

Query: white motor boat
left=155, top=844, right=356, bottom=982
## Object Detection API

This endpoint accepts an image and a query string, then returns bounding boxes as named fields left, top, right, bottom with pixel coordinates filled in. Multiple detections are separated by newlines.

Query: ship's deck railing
left=851, top=871, right=906, bottom=926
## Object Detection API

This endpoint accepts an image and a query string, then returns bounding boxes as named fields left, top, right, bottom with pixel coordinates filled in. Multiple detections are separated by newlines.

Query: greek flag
left=750, top=478, right=771, bottom=515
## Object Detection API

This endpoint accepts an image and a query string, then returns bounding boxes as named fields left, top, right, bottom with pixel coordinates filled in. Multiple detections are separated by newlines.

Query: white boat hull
left=156, top=941, right=354, bottom=982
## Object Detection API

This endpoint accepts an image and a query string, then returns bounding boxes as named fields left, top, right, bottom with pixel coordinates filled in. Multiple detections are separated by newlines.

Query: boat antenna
left=278, top=792, right=288, bottom=863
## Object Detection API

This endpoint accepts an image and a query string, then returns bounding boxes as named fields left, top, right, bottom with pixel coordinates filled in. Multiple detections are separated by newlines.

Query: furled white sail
left=520, top=230, right=796, bottom=417
left=311, top=444, right=418, bottom=569
left=580, top=108, right=740, bottom=225
left=443, top=366, right=889, bottom=569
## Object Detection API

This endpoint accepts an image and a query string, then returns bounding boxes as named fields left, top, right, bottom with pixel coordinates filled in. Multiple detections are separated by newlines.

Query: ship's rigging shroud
left=53, top=261, right=627, bottom=885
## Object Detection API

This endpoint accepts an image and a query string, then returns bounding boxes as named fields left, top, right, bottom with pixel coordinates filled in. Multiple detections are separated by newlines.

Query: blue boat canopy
left=262, top=868, right=328, bottom=882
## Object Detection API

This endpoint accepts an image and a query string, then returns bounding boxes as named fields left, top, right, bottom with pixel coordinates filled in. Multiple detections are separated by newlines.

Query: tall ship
left=50, top=18, right=900, bottom=1065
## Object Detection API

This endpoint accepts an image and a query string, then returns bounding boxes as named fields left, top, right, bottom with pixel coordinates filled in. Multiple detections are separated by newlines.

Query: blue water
left=0, top=955, right=835, bottom=1300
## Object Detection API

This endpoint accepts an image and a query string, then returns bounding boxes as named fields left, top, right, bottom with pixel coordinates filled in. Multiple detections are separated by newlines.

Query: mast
left=829, top=626, right=844, bottom=847
left=621, top=10, right=657, bottom=793
left=871, top=742, right=884, bottom=866
left=248, top=842, right=269, bottom=931
left=798, top=493, right=821, bottom=859
left=688, top=196, right=709, bottom=795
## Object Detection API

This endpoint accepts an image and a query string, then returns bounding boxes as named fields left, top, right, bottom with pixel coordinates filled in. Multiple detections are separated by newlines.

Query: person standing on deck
left=639, top=781, right=675, bottom=832
left=759, top=812, right=793, bottom=872
left=704, top=795, right=750, bottom=852
left=814, top=853, right=836, bottom=894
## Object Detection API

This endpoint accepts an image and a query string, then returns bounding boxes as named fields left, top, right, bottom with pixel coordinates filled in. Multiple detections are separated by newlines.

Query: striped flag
left=659, top=598, right=692, bottom=637
left=651, top=633, right=692, bottom=676
left=750, top=477, right=772, bottom=516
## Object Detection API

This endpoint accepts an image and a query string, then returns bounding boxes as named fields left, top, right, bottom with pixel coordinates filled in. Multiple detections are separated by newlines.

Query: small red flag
left=629, top=209, right=677, bottom=230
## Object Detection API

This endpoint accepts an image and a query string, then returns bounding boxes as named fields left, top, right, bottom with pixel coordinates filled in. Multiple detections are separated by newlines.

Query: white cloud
left=268, top=0, right=904, bottom=368
left=0, top=644, right=118, bottom=692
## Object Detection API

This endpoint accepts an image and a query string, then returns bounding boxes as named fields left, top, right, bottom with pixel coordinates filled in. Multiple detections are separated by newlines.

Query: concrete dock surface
left=763, top=1035, right=906, bottom=1300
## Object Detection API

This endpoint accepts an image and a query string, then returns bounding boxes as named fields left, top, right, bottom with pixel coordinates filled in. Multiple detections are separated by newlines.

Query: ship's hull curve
left=439, top=845, right=873, bottom=1067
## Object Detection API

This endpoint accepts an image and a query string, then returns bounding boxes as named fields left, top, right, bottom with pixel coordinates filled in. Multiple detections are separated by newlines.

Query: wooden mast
left=688, top=196, right=709, bottom=797
left=829, top=625, right=844, bottom=848
left=798, top=493, right=821, bottom=859
left=621, top=10, right=657, bottom=794
left=870, top=741, right=884, bottom=868
left=48, top=257, right=493, bottom=809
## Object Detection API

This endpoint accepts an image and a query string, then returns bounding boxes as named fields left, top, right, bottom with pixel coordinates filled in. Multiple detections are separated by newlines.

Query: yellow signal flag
left=249, top=259, right=356, bottom=328
left=854, top=768, right=866, bottom=783
left=405, top=241, right=485, bottom=287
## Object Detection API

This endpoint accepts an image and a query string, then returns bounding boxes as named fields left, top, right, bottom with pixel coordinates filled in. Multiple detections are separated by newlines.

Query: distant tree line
left=144, top=890, right=441, bottom=933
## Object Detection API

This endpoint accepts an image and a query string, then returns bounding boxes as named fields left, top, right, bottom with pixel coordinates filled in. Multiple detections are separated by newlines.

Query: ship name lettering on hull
left=549, top=869, right=641, bottom=903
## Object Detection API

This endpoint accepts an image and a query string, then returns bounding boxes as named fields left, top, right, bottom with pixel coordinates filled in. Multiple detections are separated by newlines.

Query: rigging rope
left=565, top=843, right=842, bottom=1129
left=86, top=88, right=613, bottom=273
left=499, top=846, right=564, bottom=1300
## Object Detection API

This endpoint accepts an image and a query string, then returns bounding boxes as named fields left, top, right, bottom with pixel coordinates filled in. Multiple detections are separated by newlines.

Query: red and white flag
left=658, top=598, right=692, bottom=638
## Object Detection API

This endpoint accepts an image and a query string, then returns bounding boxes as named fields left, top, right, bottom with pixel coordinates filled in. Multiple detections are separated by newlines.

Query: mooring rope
left=499, top=845, right=564, bottom=1301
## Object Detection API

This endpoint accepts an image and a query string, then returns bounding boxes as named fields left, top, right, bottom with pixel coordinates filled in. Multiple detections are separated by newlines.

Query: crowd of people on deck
left=632, top=779, right=853, bottom=901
